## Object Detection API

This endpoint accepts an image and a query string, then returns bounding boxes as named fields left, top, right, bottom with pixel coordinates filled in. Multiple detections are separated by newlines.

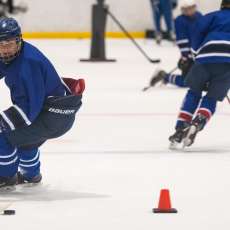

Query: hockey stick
left=106, top=9, right=161, bottom=64
left=142, top=66, right=178, bottom=92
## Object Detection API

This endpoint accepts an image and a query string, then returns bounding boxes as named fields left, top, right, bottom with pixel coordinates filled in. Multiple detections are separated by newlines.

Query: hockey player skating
left=169, top=0, right=230, bottom=149
left=0, top=17, right=85, bottom=191
left=149, top=0, right=202, bottom=88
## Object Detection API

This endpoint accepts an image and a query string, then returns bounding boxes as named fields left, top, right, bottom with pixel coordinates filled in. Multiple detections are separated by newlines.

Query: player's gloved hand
left=178, top=57, right=194, bottom=76
left=178, top=57, right=189, bottom=70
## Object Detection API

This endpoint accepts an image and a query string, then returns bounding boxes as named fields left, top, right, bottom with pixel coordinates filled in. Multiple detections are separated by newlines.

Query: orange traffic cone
left=153, top=189, right=178, bottom=213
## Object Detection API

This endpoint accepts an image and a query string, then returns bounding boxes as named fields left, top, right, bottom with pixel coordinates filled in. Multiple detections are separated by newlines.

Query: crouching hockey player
left=169, top=0, right=230, bottom=149
left=0, top=17, right=85, bottom=191
left=149, top=0, right=202, bottom=88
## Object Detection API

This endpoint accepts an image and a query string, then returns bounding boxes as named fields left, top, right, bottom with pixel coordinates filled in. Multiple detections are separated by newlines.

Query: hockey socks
left=182, top=96, right=217, bottom=147
left=176, top=89, right=201, bottom=129
left=164, top=74, right=186, bottom=87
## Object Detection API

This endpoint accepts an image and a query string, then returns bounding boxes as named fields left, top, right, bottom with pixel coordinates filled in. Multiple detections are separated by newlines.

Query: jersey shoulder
left=200, top=10, right=230, bottom=30
left=203, top=10, right=221, bottom=19
left=195, top=11, right=203, bottom=18
left=175, top=15, right=188, bottom=29
left=21, top=41, right=51, bottom=66
left=175, top=15, right=186, bottom=24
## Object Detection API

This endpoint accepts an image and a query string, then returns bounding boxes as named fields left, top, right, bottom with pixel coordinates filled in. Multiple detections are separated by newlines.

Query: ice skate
left=155, top=32, right=163, bottom=45
left=0, top=174, right=17, bottom=192
left=169, top=126, right=190, bottom=150
left=183, top=114, right=208, bottom=148
left=17, top=172, right=42, bottom=187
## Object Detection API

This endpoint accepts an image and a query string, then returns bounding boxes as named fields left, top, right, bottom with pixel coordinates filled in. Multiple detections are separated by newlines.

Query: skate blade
left=17, top=181, right=42, bottom=188
left=183, top=126, right=197, bottom=148
left=169, top=142, right=181, bottom=150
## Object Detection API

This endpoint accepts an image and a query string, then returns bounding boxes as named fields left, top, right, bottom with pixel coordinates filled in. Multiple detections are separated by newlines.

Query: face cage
left=0, top=36, right=22, bottom=64
left=181, top=5, right=197, bottom=17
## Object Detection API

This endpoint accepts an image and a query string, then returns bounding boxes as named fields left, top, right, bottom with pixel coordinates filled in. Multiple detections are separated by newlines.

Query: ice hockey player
left=0, top=17, right=85, bottom=191
left=149, top=0, right=202, bottom=88
left=169, top=0, right=230, bottom=149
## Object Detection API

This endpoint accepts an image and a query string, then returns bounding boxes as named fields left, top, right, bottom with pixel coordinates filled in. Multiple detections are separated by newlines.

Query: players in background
left=149, top=0, right=202, bottom=88
left=0, top=17, right=85, bottom=191
left=169, top=0, right=230, bottom=149
left=150, top=0, right=177, bottom=44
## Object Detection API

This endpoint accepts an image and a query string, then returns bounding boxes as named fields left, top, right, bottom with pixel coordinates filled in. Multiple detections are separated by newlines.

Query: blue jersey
left=0, top=41, right=67, bottom=126
left=192, top=9, right=230, bottom=63
left=175, top=12, right=203, bottom=58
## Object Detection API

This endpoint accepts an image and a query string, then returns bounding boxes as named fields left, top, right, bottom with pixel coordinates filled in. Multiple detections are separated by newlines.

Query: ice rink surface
left=1, top=39, right=230, bottom=229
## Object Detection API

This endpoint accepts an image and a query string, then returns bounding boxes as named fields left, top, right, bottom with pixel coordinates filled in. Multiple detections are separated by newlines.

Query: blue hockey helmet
left=0, top=17, right=21, bottom=41
left=0, top=17, right=22, bottom=64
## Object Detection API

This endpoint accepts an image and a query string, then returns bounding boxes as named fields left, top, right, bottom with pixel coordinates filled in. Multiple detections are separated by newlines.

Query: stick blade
left=150, top=59, right=161, bottom=63
left=142, top=86, right=150, bottom=92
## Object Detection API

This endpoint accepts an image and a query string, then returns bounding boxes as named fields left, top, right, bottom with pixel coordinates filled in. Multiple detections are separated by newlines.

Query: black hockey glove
left=178, top=57, right=194, bottom=76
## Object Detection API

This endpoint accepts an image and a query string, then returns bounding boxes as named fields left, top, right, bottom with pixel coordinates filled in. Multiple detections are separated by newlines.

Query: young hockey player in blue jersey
left=149, top=0, right=202, bottom=88
left=169, top=0, right=230, bottom=149
left=0, top=17, right=85, bottom=191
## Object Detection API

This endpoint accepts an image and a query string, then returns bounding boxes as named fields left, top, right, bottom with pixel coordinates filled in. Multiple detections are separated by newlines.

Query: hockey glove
left=178, top=57, right=194, bottom=76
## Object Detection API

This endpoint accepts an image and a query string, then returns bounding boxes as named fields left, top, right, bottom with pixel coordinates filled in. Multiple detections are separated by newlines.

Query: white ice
left=0, top=39, right=230, bottom=230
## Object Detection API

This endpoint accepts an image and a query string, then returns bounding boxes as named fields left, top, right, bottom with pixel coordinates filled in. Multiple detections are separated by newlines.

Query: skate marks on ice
left=44, top=147, right=230, bottom=155
left=170, top=146, right=230, bottom=154
left=0, top=184, right=109, bottom=203
left=182, top=147, right=230, bottom=154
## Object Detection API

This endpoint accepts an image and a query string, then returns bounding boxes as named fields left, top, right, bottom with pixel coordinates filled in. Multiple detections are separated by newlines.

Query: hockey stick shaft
left=107, top=10, right=160, bottom=63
